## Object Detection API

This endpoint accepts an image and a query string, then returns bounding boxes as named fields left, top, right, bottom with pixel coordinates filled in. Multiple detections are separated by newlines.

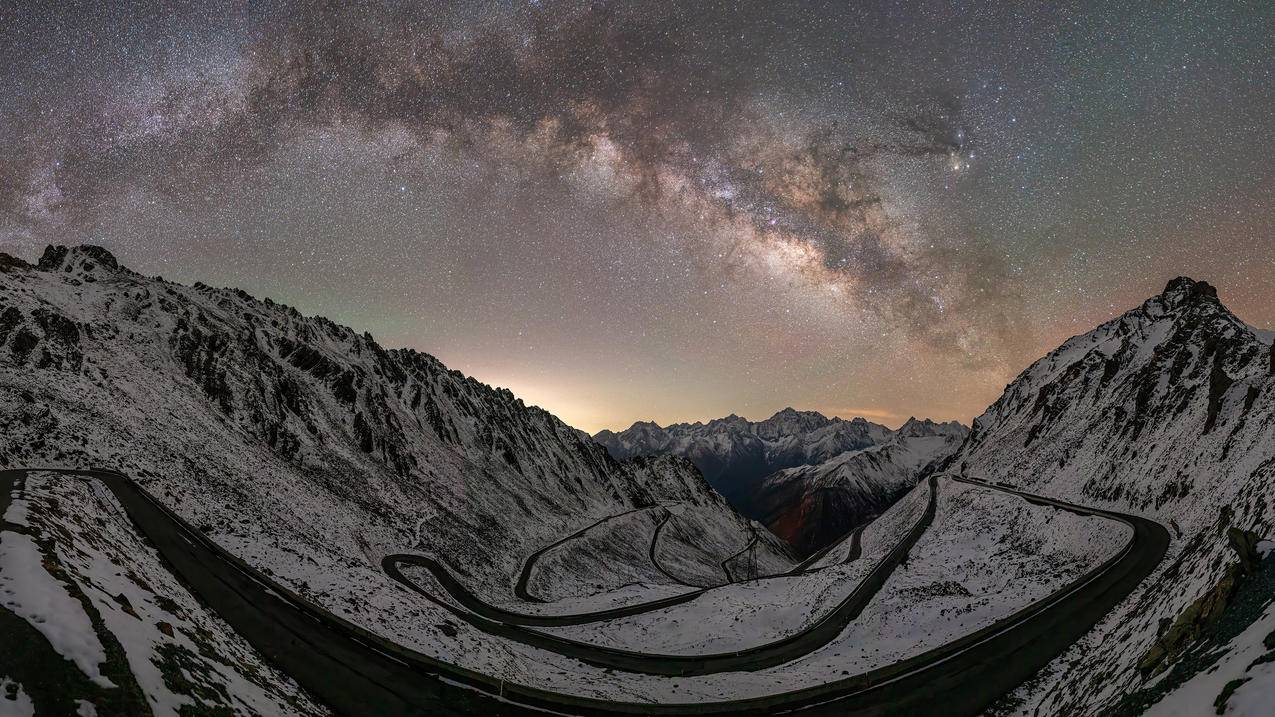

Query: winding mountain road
left=384, top=511, right=866, bottom=629
left=1, top=468, right=1169, bottom=716
left=788, top=522, right=864, bottom=573
left=379, top=476, right=938, bottom=677
left=719, top=531, right=760, bottom=583
left=1, top=468, right=500, bottom=717
left=512, top=505, right=656, bottom=602
left=647, top=508, right=709, bottom=588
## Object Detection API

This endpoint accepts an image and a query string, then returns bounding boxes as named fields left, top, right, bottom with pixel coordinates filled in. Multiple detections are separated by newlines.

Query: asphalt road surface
left=1, top=468, right=1168, bottom=716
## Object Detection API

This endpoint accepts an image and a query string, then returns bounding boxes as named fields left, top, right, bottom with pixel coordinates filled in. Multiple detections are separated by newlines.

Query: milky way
left=2, top=1, right=1272, bottom=431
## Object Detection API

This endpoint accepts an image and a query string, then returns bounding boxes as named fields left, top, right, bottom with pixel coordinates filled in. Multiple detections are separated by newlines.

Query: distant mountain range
left=595, top=409, right=966, bottom=556
left=594, top=409, right=892, bottom=503
left=743, top=417, right=967, bottom=556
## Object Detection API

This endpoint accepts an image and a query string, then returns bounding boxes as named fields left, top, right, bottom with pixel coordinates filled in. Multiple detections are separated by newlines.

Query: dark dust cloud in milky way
left=1, top=1, right=1272, bottom=431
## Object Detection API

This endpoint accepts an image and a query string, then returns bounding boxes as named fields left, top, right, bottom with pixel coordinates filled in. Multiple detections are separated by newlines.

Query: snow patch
left=0, top=530, right=112, bottom=688
left=0, top=678, right=34, bottom=717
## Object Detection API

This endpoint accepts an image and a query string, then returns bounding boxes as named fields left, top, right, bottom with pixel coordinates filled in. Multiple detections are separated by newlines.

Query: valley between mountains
left=2, top=246, right=1274, bottom=716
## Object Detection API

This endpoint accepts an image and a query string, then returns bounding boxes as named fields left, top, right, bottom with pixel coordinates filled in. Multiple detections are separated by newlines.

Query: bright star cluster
left=1, top=1, right=1271, bottom=432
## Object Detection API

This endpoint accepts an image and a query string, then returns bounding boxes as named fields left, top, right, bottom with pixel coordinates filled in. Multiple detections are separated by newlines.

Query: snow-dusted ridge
left=593, top=408, right=895, bottom=505
left=0, top=244, right=786, bottom=602
left=747, top=417, right=968, bottom=556
left=949, top=277, right=1275, bottom=715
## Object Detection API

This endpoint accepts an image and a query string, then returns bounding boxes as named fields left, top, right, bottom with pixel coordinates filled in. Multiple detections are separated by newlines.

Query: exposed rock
left=0, top=306, right=22, bottom=346
left=595, top=408, right=894, bottom=512
left=1226, top=527, right=1262, bottom=575
left=36, top=245, right=70, bottom=271
left=0, top=252, right=32, bottom=272
left=113, top=593, right=141, bottom=620
left=1203, top=346, right=1233, bottom=434
left=1138, top=561, right=1242, bottom=676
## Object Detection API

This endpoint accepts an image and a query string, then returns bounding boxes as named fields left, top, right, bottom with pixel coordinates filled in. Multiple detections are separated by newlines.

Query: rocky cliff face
left=594, top=408, right=893, bottom=507
left=948, top=277, right=1275, bottom=714
left=0, top=245, right=786, bottom=603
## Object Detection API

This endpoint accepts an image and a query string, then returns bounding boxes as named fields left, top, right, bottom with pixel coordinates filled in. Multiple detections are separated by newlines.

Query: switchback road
left=1, top=468, right=1168, bottom=716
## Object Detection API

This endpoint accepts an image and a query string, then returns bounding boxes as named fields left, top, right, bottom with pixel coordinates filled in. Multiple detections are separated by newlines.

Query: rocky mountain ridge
left=0, top=245, right=789, bottom=603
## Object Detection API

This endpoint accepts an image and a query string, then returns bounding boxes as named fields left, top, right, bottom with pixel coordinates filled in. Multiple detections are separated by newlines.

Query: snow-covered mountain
left=747, top=417, right=968, bottom=556
left=949, top=277, right=1275, bottom=715
left=9, top=249, right=1274, bottom=713
left=0, top=245, right=796, bottom=708
left=593, top=408, right=893, bottom=507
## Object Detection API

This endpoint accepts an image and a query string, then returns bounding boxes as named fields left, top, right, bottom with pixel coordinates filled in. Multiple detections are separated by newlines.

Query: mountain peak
left=764, top=407, right=826, bottom=422
left=37, top=244, right=124, bottom=274
left=897, top=417, right=969, bottom=439
left=1160, top=276, right=1218, bottom=306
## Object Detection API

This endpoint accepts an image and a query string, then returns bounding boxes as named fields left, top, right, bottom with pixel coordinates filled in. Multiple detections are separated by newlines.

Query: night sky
left=2, top=1, right=1272, bottom=432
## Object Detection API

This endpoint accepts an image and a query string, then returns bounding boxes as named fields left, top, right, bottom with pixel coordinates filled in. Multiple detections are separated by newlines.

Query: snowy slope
left=2, top=470, right=327, bottom=715
left=594, top=408, right=893, bottom=507
left=748, top=418, right=968, bottom=556
left=948, top=277, right=1275, bottom=715
left=7, top=247, right=1262, bottom=712
left=0, top=244, right=802, bottom=703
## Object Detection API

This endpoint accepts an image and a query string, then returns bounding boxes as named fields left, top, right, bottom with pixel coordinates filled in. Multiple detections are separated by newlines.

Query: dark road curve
left=513, top=505, right=658, bottom=603
left=516, top=502, right=772, bottom=603
left=647, top=509, right=707, bottom=589
left=2, top=468, right=1169, bottom=716
left=789, top=522, right=864, bottom=573
left=719, top=531, right=759, bottom=583
left=0, top=468, right=508, bottom=717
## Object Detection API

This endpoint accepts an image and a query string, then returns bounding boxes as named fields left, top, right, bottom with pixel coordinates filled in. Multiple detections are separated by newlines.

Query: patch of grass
left=29, top=517, right=152, bottom=715
left=154, top=642, right=234, bottom=714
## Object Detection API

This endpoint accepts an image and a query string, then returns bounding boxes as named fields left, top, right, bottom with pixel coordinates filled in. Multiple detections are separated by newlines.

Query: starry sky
left=2, top=1, right=1272, bottom=433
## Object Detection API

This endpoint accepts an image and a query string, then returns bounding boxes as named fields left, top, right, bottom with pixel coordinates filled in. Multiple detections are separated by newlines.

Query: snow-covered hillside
left=1, top=470, right=327, bottom=715
left=6, top=248, right=1269, bottom=714
left=949, top=277, right=1275, bottom=715
left=748, top=418, right=968, bottom=556
left=593, top=408, right=893, bottom=506
left=0, top=246, right=787, bottom=593
left=0, top=245, right=796, bottom=702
